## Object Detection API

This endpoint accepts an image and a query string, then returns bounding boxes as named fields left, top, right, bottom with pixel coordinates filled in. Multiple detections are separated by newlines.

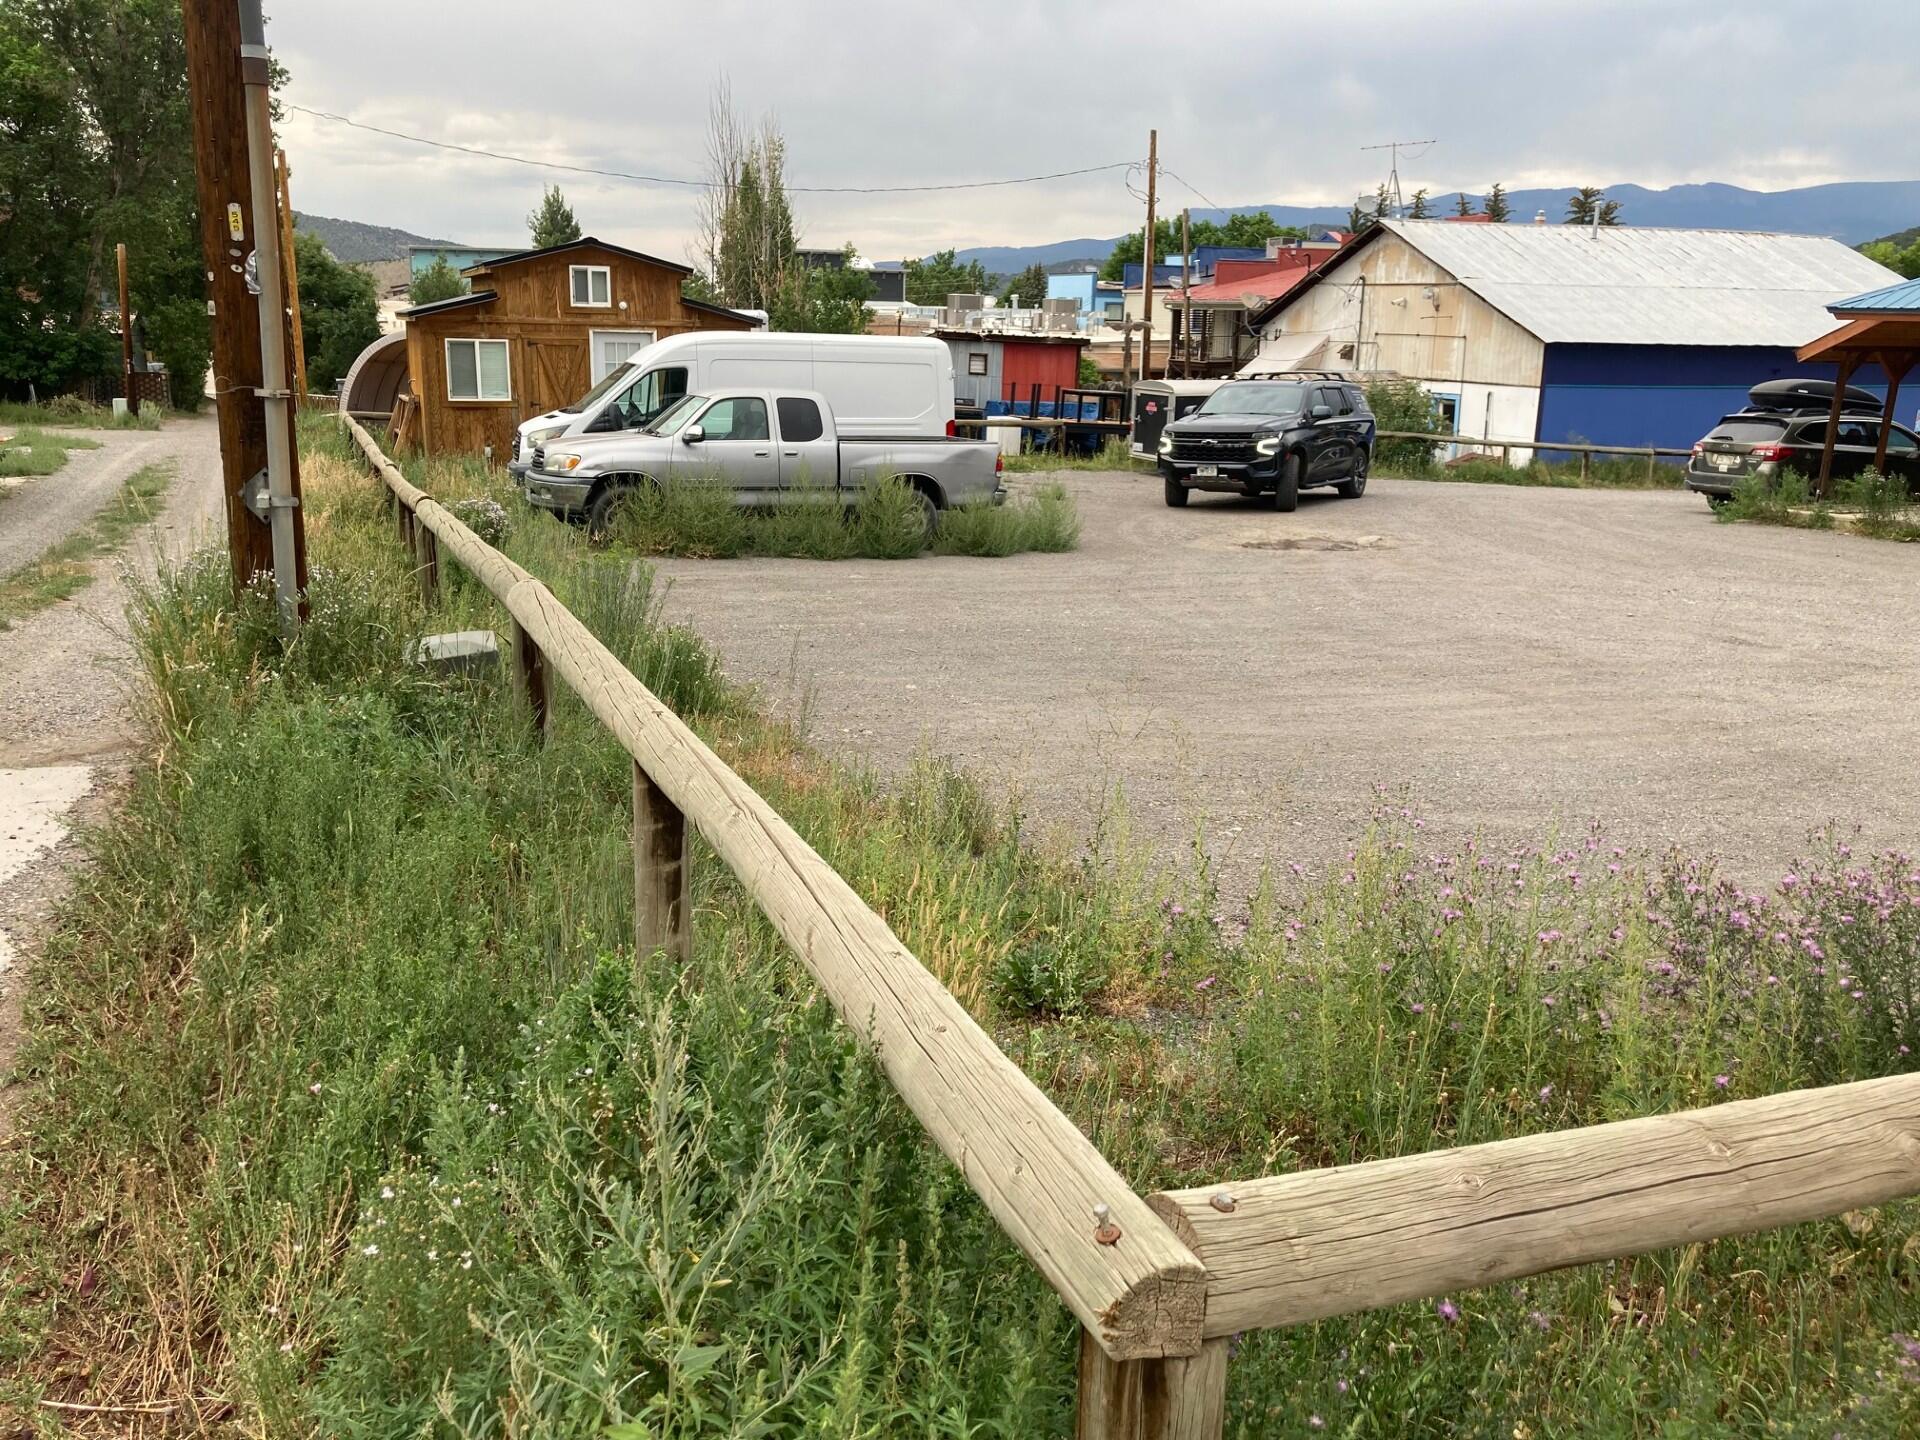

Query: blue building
left=408, top=244, right=518, bottom=281
left=1047, top=271, right=1124, bottom=325
left=1248, top=219, right=1905, bottom=455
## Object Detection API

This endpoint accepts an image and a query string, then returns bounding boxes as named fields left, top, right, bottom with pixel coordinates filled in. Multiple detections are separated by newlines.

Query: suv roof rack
left=1234, top=369, right=1353, bottom=381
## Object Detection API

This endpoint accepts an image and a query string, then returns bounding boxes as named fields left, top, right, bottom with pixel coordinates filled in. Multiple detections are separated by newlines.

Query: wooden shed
left=383, top=237, right=754, bottom=456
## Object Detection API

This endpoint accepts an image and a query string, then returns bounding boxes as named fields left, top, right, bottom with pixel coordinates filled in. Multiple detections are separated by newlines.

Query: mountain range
left=949, top=180, right=1920, bottom=273
left=294, top=179, right=1920, bottom=278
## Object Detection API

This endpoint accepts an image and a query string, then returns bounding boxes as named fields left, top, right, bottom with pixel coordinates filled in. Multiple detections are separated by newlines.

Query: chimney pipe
left=1534, top=210, right=1548, bottom=225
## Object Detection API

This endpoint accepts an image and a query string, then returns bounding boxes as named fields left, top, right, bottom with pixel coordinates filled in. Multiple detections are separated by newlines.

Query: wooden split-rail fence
left=342, top=415, right=1920, bottom=1439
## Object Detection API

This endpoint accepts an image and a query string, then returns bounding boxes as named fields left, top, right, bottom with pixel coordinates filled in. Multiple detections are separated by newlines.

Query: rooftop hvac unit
left=947, top=293, right=987, bottom=313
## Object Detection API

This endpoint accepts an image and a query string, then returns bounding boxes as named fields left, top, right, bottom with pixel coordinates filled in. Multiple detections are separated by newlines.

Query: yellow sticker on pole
left=227, top=203, right=245, bottom=242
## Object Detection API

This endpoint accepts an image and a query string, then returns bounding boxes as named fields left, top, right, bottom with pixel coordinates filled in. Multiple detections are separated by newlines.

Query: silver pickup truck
left=523, top=387, right=1004, bottom=531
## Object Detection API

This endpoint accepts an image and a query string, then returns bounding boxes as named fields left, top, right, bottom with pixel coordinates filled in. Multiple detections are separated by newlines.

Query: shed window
left=966, top=352, right=988, bottom=376
left=571, top=265, right=612, bottom=307
left=445, top=338, right=510, bottom=401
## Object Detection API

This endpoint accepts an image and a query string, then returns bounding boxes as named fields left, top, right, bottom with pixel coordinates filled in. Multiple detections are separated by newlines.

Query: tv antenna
left=1360, top=138, right=1437, bottom=218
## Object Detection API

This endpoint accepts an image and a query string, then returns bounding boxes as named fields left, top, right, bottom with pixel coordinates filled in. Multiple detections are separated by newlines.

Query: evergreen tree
left=527, top=185, right=581, bottom=248
left=1409, top=188, right=1432, bottom=219
left=1002, top=262, right=1049, bottom=308
left=905, top=249, right=989, bottom=305
left=1483, top=184, right=1511, bottom=222
left=408, top=255, right=466, bottom=305
left=1454, top=192, right=1474, bottom=217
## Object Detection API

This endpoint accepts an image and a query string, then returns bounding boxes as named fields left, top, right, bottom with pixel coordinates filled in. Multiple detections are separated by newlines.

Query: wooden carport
left=1797, top=278, right=1920, bottom=495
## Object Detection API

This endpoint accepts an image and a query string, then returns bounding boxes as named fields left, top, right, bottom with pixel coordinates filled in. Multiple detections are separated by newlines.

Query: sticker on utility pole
left=227, top=203, right=245, bottom=241
left=244, top=250, right=260, bottom=297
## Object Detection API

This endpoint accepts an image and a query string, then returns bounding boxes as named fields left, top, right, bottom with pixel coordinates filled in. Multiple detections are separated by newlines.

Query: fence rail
left=342, top=414, right=1920, bottom=1440
left=342, top=416, right=1206, bottom=1363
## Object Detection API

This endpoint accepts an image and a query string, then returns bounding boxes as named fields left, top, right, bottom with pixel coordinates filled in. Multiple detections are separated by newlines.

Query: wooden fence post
left=1076, top=1330, right=1229, bottom=1440
left=416, top=526, right=440, bottom=604
left=510, top=620, right=549, bottom=737
left=633, top=761, right=690, bottom=966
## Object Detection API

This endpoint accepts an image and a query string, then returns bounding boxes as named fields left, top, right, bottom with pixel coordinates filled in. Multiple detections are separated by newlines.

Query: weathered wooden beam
left=498, top=576, right=1205, bottom=1358
left=336, top=414, right=1206, bottom=1359
left=1816, top=356, right=1856, bottom=498
left=1075, top=1329, right=1229, bottom=1440
left=633, top=760, right=690, bottom=965
left=1150, top=1073, right=1920, bottom=1338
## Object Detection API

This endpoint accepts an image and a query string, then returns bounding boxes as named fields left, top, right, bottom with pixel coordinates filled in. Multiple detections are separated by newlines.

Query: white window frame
left=570, top=264, right=612, bottom=308
left=588, top=328, right=656, bottom=384
left=444, top=337, right=511, bottom=402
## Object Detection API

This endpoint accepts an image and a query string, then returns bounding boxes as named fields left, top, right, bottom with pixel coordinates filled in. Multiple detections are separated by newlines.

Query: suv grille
left=531, top=445, right=546, bottom=473
left=1170, top=433, right=1258, bottom=463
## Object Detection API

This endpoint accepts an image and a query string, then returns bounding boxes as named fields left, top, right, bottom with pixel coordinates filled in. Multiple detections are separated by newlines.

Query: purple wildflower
left=1436, top=1299, right=1460, bottom=1324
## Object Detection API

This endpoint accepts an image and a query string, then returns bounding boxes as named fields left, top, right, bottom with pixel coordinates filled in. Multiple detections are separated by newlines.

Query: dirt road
left=0, top=414, right=224, bottom=1137
left=654, top=470, right=1920, bottom=896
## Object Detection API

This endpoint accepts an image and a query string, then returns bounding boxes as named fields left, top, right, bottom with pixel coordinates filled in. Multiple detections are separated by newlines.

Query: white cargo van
left=507, top=333, right=955, bottom=476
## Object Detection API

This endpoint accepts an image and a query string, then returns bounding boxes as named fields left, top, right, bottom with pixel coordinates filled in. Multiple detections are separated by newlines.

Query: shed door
left=526, top=339, right=591, bottom=414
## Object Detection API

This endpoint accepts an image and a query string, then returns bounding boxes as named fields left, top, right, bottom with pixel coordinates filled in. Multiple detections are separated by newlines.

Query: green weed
left=0, top=396, right=164, bottom=430
left=0, top=427, right=104, bottom=479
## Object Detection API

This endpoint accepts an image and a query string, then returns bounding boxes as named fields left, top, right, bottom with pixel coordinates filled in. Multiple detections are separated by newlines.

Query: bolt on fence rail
left=341, top=415, right=1920, bottom=1440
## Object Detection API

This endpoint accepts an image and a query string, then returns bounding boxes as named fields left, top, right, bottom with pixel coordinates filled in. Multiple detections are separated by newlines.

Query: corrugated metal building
left=1248, top=220, right=1903, bottom=453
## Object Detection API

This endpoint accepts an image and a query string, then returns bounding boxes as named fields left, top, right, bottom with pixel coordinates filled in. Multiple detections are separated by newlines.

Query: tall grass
left=1378, top=452, right=1686, bottom=489
left=3, top=416, right=1917, bottom=1436
left=0, top=396, right=164, bottom=430
left=1720, top=466, right=1920, bottom=541
left=601, top=473, right=1081, bottom=561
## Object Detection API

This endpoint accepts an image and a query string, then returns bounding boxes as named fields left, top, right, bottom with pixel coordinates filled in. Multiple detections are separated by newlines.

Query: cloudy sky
left=272, top=0, right=1920, bottom=261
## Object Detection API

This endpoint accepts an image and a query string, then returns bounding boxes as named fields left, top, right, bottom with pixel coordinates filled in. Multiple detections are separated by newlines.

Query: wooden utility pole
left=276, top=147, right=307, bottom=401
left=1178, top=208, right=1191, bottom=379
left=181, top=0, right=307, bottom=604
left=115, top=242, right=138, bottom=414
left=1139, top=128, right=1158, bottom=385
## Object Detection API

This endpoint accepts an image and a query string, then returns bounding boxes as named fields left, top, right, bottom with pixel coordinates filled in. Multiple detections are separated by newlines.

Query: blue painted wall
left=1535, top=344, right=1893, bottom=452
left=408, top=245, right=516, bottom=279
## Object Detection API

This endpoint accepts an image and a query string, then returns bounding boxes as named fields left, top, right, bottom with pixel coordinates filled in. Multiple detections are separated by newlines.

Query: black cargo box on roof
left=1747, top=378, right=1882, bottom=414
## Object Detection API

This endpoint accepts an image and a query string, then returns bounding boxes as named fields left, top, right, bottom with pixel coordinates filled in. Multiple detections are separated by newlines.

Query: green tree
left=292, top=232, right=379, bottom=392
left=407, top=254, right=466, bottom=305
left=768, top=247, right=874, bottom=334
left=527, top=185, right=581, bottom=249
left=905, top=249, right=989, bottom=305
left=1408, top=188, right=1431, bottom=219
left=0, top=0, right=211, bottom=403
left=1077, top=351, right=1104, bottom=387
left=1098, top=211, right=1307, bottom=281
left=1001, top=262, right=1049, bottom=308
left=1454, top=192, right=1474, bottom=217
left=1366, top=376, right=1445, bottom=472
left=1483, top=183, right=1511, bottom=223
left=1565, top=186, right=1620, bottom=226
left=1860, top=238, right=1920, bottom=280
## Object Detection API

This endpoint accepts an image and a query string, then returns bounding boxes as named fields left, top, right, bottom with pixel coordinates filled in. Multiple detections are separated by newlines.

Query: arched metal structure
left=338, top=329, right=411, bottom=423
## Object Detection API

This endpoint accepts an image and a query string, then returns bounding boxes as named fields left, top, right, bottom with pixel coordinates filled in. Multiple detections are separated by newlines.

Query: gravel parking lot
left=655, top=471, right=1920, bottom=896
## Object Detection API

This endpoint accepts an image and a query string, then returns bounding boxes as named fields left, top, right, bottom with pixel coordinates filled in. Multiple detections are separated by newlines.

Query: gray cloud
left=271, top=0, right=1920, bottom=259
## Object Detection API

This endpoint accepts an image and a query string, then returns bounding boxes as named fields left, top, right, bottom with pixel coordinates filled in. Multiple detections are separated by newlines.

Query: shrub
left=848, top=476, right=933, bottom=560
left=1365, top=376, right=1445, bottom=473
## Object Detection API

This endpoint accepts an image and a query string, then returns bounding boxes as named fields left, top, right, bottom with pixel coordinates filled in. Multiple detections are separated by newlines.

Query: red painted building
left=936, top=329, right=1088, bottom=413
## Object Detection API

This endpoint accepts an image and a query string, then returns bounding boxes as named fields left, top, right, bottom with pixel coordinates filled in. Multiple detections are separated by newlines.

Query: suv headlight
left=545, top=452, right=585, bottom=473
left=1158, top=434, right=1173, bottom=455
left=526, top=423, right=567, bottom=448
left=1255, top=436, right=1282, bottom=455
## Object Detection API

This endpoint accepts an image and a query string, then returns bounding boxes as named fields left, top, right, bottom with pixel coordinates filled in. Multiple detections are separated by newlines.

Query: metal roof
left=1831, top=278, right=1920, bottom=313
left=1360, top=220, right=1901, bottom=347
left=460, top=235, right=692, bottom=277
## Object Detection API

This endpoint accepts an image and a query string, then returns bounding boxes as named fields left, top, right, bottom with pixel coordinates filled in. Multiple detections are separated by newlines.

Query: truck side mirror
left=1311, top=404, right=1333, bottom=421
left=682, top=425, right=705, bottom=444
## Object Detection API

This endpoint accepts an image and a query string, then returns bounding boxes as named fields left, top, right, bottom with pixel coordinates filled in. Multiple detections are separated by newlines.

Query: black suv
left=1686, top=379, right=1920, bottom=506
left=1158, top=376, right=1375, bottom=511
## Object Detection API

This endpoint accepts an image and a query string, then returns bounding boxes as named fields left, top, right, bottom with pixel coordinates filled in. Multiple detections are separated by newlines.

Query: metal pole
left=237, top=0, right=300, bottom=634
left=1140, top=129, right=1157, bottom=386
left=276, top=147, right=308, bottom=402
left=1179, top=207, right=1191, bottom=379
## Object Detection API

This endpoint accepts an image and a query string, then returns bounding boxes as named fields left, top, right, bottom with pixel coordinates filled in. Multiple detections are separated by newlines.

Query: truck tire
left=1164, top=474, right=1189, bottom=507
left=586, top=479, right=643, bottom=539
left=1337, top=450, right=1369, bottom=499
left=1272, top=454, right=1300, bottom=512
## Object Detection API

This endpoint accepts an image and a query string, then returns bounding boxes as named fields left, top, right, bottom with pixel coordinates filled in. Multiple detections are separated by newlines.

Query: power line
left=287, top=103, right=1139, bottom=195
left=1159, top=165, right=1217, bottom=211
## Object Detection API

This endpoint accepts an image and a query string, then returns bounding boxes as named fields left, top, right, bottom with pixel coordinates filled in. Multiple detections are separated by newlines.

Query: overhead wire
left=288, top=103, right=1141, bottom=195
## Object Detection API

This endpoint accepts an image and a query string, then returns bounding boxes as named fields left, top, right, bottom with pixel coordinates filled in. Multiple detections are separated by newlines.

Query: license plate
left=1714, top=454, right=1739, bottom=470
left=1193, top=464, right=1219, bottom=479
